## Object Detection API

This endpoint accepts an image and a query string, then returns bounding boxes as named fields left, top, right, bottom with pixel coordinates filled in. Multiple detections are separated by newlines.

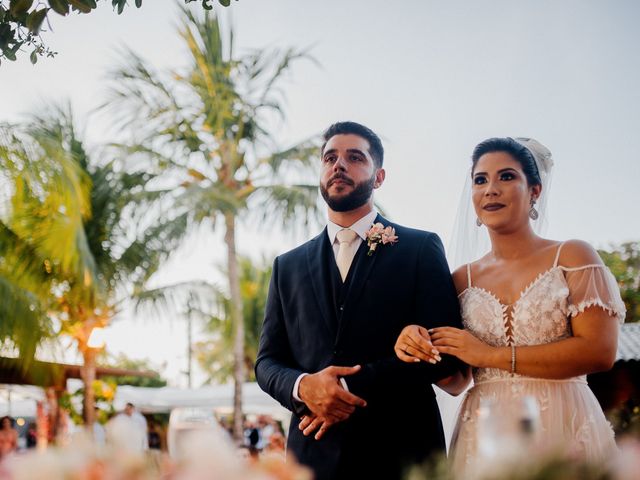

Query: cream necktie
left=336, top=228, right=359, bottom=282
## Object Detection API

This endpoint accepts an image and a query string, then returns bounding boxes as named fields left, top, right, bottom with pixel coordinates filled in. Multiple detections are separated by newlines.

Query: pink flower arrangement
left=365, top=222, right=398, bottom=256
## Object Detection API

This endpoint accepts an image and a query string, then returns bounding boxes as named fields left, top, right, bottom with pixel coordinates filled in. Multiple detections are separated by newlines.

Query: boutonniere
left=365, top=222, right=398, bottom=256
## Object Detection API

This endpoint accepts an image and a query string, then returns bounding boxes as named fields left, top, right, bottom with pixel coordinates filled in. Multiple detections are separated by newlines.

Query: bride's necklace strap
left=553, top=241, right=567, bottom=268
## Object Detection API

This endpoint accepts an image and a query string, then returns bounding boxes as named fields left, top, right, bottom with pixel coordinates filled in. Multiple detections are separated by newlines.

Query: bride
left=394, top=137, right=626, bottom=475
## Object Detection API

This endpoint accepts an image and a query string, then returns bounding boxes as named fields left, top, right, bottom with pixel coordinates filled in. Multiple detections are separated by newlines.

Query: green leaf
left=25, top=8, right=48, bottom=34
left=30, top=49, right=37, bottom=64
left=9, top=0, right=33, bottom=16
left=49, top=0, right=70, bottom=16
left=112, top=0, right=126, bottom=14
left=68, top=0, right=91, bottom=13
left=83, top=0, right=98, bottom=7
left=135, top=0, right=142, bottom=7
left=218, top=0, right=231, bottom=6
left=4, top=49, right=16, bottom=61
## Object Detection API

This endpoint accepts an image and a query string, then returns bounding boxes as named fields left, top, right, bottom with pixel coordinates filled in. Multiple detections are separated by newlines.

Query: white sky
left=1, top=0, right=639, bottom=386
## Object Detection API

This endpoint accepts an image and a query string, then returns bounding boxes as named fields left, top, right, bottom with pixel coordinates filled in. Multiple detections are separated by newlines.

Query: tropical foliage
left=101, top=352, right=167, bottom=387
left=0, top=110, right=92, bottom=364
left=103, top=5, right=321, bottom=439
left=194, top=256, right=271, bottom=384
left=0, top=102, right=201, bottom=425
left=600, top=241, right=640, bottom=323
left=59, top=378, right=117, bottom=425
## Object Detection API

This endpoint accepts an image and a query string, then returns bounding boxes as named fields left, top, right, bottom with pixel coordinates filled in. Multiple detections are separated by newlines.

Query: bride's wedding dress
left=450, top=243, right=626, bottom=475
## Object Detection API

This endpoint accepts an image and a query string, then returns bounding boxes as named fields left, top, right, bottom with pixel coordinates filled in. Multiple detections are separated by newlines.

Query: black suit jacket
left=255, top=216, right=464, bottom=480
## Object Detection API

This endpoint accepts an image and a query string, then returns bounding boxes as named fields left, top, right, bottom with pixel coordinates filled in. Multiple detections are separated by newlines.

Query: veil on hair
left=447, top=137, right=554, bottom=270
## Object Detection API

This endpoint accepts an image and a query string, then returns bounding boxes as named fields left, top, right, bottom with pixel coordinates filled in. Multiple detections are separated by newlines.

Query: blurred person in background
left=0, top=416, right=18, bottom=460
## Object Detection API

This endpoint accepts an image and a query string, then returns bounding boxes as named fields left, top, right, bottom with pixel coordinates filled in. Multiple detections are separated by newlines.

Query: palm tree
left=2, top=103, right=202, bottom=427
left=194, top=256, right=272, bottom=384
left=0, top=119, right=92, bottom=366
left=104, top=6, right=322, bottom=439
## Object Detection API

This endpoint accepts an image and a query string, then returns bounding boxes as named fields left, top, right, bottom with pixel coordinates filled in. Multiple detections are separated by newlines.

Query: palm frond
left=259, top=137, right=320, bottom=176
left=0, top=274, right=51, bottom=363
left=102, top=48, right=188, bottom=139
left=131, top=280, right=219, bottom=322
left=1, top=119, right=96, bottom=287
left=249, top=184, right=323, bottom=233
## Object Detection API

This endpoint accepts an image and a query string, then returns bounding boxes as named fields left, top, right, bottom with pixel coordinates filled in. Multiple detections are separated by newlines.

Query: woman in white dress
left=394, top=137, right=626, bottom=475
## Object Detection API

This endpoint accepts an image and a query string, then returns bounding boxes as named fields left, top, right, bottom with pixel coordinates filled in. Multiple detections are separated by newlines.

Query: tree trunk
left=81, top=346, right=96, bottom=428
left=224, top=212, right=245, bottom=442
left=187, top=312, right=193, bottom=388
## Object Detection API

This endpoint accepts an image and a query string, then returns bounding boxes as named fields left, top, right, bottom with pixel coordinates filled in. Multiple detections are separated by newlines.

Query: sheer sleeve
left=562, top=265, right=626, bottom=324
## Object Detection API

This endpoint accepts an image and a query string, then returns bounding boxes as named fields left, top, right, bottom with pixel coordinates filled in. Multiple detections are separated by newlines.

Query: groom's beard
left=320, top=173, right=375, bottom=212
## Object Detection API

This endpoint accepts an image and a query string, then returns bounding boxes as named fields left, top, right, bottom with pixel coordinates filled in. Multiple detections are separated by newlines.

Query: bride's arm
left=395, top=265, right=473, bottom=394
left=431, top=241, right=620, bottom=380
left=432, top=309, right=617, bottom=379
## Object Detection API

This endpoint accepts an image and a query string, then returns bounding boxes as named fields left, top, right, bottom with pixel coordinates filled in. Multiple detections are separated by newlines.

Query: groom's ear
left=373, top=168, right=386, bottom=189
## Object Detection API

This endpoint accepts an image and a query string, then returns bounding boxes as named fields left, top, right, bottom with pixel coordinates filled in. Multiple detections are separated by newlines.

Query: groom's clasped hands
left=297, top=365, right=367, bottom=440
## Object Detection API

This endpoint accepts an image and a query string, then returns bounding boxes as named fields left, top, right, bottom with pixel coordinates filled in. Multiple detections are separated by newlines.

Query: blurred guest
left=243, top=418, right=260, bottom=448
left=256, top=415, right=273, bottom=450
left=106, top=404, right=147, bottom=452
left=263, top=431, right=286, bottom=461
left=93, top=407, right=106, bottom=446
left=147, top=422, right=162, bottom=450
left=0, top=416, right=18, bottom=459
left=124, top=402, right=149, bottom=450
left=237, top=444, right=260, bottom=464
left=25, top=423, right=37, bottom=449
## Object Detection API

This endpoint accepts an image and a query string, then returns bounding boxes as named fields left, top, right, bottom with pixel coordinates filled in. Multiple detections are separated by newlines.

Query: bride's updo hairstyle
left=471, top=137, right=541, bottom=188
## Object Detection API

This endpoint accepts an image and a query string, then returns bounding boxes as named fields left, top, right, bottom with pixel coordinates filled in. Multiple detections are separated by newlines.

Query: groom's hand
left=299, top=413, right=336, bottom=440
left=298, top=365, right=367, bottom=423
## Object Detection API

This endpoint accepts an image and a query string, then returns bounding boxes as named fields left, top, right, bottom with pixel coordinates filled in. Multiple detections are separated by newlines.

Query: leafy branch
left=0, top=0, right=237, bottom=65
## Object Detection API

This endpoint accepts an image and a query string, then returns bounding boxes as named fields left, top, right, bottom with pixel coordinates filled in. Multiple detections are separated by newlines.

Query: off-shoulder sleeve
left=562, top=265, right=626, bottom=324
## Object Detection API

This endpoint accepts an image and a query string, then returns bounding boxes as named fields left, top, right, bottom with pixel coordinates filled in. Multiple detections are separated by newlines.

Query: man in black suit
left=255, top=121, right=465, bottom=480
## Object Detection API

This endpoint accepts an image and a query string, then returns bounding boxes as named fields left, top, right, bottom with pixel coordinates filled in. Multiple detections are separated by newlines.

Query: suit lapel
left=305, top=229, right=337, bottom=336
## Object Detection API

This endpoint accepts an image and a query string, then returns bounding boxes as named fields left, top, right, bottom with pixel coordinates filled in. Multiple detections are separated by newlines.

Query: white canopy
left=0, top=382, right=290, bottom=423
left=114, top=382, right=290, bottom=421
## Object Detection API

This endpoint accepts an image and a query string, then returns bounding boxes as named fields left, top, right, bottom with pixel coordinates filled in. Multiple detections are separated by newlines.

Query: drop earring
left=529, top=199, right=539, bottom=220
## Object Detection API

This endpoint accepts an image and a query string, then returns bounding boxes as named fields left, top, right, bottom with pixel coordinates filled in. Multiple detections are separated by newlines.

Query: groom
left=255, top=121, right=464, bottom=480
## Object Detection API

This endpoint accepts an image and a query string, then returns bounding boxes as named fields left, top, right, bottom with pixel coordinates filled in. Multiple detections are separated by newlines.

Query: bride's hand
left=394, top=325, right=442, bottom=364
left=429, top=327, right=493, bottom=368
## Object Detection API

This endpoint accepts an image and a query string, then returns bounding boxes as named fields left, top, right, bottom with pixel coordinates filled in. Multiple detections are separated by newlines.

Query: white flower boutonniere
left=365, top=222, right=398, bottom=256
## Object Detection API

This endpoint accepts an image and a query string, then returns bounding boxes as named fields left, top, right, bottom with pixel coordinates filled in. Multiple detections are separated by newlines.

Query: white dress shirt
left=292, top=210, right=378, bottom=403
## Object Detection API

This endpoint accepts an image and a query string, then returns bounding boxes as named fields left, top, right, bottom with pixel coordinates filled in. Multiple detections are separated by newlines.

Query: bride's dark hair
left=471, top=137, right=541, bottom=187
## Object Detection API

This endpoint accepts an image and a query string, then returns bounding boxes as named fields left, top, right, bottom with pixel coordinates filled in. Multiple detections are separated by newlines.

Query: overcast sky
left=2, top=0, right=639, bottom=386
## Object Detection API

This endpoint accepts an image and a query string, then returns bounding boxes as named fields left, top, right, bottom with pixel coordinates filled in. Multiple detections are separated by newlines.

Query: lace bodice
left=459, top=255, right=626, bottom=384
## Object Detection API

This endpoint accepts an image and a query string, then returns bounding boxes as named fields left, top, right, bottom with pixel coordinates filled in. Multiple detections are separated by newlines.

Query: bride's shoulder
left=451, top=265, right=469, bottom=294
left=557, top=239, right=604, bottom=268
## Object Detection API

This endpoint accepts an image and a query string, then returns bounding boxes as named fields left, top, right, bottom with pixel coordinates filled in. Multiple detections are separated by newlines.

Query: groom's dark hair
left=321, top=121, right=384, bottom=168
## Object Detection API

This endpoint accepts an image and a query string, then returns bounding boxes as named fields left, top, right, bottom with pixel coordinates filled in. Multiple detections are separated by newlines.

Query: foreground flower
left=3, top=424, right=312, bottom=480
left=365, top=222, right=398, bottom=256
